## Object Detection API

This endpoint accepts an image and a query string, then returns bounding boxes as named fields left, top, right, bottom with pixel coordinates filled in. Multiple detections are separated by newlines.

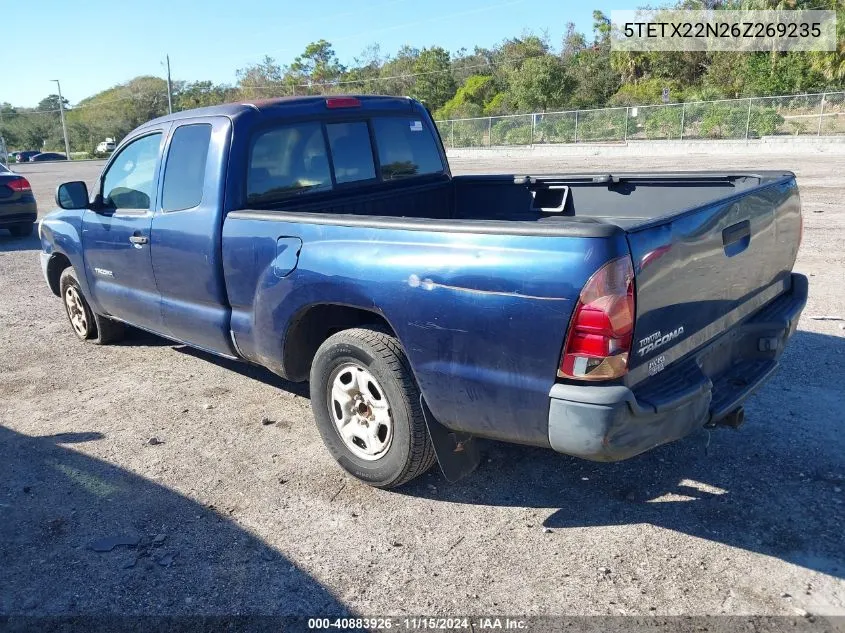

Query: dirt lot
left=1, top=151, right=844, bottom=619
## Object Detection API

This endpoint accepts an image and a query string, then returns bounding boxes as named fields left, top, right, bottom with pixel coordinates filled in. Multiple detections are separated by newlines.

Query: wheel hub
left=328, top=363, right=393, bottom=461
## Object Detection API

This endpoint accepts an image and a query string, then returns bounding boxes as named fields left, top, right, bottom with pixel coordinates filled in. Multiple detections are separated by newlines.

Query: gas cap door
left=274, top=237, right=303, bottom=278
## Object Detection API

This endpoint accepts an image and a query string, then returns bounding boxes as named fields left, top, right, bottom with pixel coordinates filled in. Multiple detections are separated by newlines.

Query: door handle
left=722, top=220, right=750, bottom=246
left=722, top=220, right=750, bottom=257
left=129, top=235, right=149, bottom=245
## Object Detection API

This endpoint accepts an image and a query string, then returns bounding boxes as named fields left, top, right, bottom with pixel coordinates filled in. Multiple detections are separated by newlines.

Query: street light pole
left=51, top=80, right=71, bottom=158
left=165, top=54, right=173, bottom=115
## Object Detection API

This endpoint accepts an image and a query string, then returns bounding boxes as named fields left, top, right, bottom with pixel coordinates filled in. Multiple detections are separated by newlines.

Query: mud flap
left=420, top=396, right=481, bottom=482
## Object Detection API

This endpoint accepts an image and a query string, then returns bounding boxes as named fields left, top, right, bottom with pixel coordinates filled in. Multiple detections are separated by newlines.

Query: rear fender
left=230, top=227, right=629, bottom=447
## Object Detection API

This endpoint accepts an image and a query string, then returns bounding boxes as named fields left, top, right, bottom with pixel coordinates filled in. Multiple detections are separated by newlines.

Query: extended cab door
left=150, top=116, right=237, bottom=357
left=82, top=128, right=168, bottom=332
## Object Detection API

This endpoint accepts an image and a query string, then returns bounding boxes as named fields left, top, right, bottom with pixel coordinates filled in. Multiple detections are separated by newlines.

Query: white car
left=96, top=139, right=116, bottom=153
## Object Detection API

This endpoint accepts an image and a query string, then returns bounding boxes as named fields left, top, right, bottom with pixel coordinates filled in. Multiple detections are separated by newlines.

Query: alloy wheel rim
left=327, top=362, right=393, bottom=461
left=64, top=286, right=88, bottom=337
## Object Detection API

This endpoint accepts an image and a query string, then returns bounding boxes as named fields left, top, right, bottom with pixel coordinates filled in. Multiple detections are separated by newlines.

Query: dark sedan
left=0, top=163, right=37, bottom=237
left=16, top=150, right=41, bottom=162
left=30, top=152, right=67, bottom=162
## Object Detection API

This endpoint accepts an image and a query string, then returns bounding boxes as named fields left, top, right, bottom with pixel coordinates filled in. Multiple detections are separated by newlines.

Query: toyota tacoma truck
left=39, top=95, right=807, bottom=488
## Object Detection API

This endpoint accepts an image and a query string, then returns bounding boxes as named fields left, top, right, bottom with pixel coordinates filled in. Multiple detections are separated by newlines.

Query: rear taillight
left=7, top=177, right=31, bottom=192
left=559, top=256, right=635, bottom=381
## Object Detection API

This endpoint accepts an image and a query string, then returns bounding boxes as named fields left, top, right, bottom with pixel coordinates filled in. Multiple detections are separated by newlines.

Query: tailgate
left=625, top=173, right=801, bottom=385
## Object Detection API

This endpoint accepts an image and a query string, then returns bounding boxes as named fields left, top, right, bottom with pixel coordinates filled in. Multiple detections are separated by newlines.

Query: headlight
left=38, top=218, right=44, bottom=241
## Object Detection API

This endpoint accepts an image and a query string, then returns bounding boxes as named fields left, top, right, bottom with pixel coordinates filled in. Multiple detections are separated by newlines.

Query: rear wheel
left=59, top=267, right=125, bottom=345
left=309, top=327, right=436, bottom=488
left=8, top=223, right=33, bottom=237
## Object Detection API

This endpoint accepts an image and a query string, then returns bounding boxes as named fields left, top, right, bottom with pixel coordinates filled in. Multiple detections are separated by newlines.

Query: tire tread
left=314, top=326, right=436, bottom=488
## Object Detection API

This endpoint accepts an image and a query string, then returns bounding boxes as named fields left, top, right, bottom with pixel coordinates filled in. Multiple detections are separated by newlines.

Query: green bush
left=685, top=103, right=784, bottom=139
left=608, top=78, right=686, bottom=107
left=576, top=110, right=626, bottom=142
left=534, top=115, right=576, bottom=143
left=448, top=120, right=488, bottom=147
left=490, top=118, right=532, bottom=145
left=748, top=106, right=784, bottom=138
left=700, top=105, right=745, bottom=138
left=636, top=106, right=683, bottom=140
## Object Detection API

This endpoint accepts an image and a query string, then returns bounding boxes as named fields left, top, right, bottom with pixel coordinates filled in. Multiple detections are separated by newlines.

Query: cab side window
left=161, top=124, right=212, bottom=212
left=102, top=133, right=162, bottom=210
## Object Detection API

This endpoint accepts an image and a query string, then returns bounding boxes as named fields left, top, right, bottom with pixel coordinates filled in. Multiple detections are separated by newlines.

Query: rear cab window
left=246, top=113, right=445, bottom=208
left=371, top=116, right=443, bottom=180
left=326, top=122, right=376, bottom=184
left=248, top=122, right=331, bottom=206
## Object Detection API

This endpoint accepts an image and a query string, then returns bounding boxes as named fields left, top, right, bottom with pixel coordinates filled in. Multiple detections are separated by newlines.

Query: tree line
left=1, top=0, right=842, bottom=154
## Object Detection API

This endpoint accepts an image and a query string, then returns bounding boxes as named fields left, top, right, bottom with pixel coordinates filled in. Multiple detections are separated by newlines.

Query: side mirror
left=56, top=181, right=90, bottom=210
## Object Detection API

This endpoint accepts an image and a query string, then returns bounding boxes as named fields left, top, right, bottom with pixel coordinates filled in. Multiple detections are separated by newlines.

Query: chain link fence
left=3, top=90, right=844, bottom=160
left=437, top=91, right=845, bottom=148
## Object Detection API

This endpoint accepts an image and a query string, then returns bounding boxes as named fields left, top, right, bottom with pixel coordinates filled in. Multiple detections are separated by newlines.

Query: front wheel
left=59, top=267, right=125, bottom=345
left=309, top=327, right=436, bottom=488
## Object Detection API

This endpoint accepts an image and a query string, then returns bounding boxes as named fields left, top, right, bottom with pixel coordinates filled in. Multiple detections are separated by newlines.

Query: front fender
left=40, top=209, right=100, bottom=311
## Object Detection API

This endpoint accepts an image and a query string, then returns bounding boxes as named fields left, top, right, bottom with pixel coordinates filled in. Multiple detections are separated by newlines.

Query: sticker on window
left=410, top=120, right=423, bottom=132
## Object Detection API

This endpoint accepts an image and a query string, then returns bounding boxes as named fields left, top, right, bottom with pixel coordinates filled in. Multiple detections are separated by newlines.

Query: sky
left=7, top=0, right=633, bottom=108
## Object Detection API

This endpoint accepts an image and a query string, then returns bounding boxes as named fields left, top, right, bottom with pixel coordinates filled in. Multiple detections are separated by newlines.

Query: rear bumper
left=0, top=201, right=37, bottom=227
left=548, top=273, right=808, bottom=462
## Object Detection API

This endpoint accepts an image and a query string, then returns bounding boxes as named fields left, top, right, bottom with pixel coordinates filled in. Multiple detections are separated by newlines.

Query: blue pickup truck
left=39, top=95, right=807, bottom=488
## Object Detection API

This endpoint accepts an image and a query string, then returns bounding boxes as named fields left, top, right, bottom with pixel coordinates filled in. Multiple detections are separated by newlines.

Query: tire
left=310, top=327, right=436, bottom=489
left=59, top=267, right=125, bottom=345
left=8, top=223, right=33, bottom=237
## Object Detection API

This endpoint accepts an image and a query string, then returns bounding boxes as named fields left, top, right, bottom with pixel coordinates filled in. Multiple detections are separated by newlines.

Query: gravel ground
left=1, top=152, right=843, bottom=619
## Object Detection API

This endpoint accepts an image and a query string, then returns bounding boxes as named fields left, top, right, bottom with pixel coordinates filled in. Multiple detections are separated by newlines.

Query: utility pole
left=166, top=54, right=173, bottom=115
left=51, top=80, right=71, bottom=158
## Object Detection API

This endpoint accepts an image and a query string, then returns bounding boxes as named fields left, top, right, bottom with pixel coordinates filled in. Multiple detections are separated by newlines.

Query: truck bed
left=242, top=170, right=794, bottom=234
left=452, top=171, right=791, bottom=230
left=224, top=168, right=802, bottom=446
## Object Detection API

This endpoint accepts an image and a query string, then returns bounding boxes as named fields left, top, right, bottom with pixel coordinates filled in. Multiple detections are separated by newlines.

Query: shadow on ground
left=397, top=329, right=845, bottom=580
left=174, top=343, right=310, bottom=398
left=0, top=425, right=349, bottom=616
left=0, top=230, right=39, bottom=253
left=60, top=318, right=845, bottom=585
left=113, top=326, right=310, bottom=397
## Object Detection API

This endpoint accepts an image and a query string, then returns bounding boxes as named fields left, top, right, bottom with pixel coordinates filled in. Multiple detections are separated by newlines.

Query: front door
left=82, top=130, right=166, bottom=332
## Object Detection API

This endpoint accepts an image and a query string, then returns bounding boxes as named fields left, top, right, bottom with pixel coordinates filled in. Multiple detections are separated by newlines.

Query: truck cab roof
left=140, top=95, right=419, bottom=130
